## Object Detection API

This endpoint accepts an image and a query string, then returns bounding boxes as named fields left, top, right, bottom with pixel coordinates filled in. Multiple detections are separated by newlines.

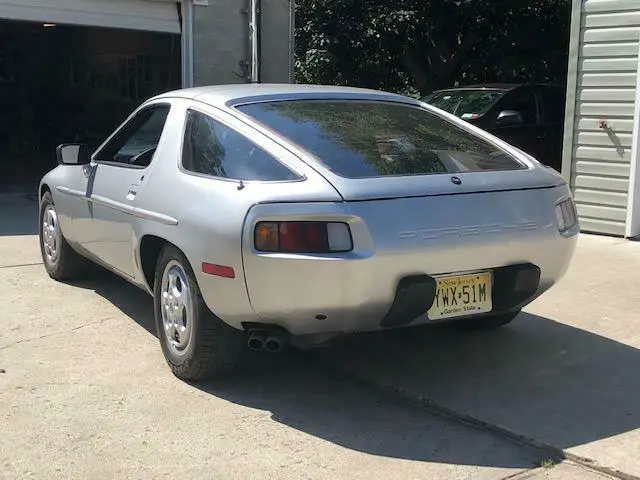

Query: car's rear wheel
left=456, top=310, right=521, bottom=330
left=154, top=245, right=244, bottom=381
left=39, top=191, right=89, bottom=280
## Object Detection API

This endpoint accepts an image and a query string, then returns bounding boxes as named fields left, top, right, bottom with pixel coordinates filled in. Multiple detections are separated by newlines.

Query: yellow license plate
left=428, top=272, right=492, bottom=320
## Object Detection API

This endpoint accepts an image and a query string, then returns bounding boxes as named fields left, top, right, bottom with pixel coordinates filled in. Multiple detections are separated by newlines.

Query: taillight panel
left=555, top=197, right=578, bottom=233
left=254, top=221, right=353, bottom=253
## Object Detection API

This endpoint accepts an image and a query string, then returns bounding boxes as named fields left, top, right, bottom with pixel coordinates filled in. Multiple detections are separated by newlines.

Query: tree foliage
left=294, top=0, right=572, bottom=96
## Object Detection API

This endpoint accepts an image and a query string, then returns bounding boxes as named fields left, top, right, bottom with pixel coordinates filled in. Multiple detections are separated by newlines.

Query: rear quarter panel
left=130, top=98, right=342, bottom=329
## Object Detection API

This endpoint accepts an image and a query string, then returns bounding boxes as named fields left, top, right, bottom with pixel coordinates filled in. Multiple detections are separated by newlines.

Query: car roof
left=150, top=83, right=417, bottom=108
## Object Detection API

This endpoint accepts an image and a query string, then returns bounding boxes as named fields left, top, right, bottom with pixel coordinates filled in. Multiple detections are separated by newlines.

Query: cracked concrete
left=509, top=461, right=615, bottom=479
left=0, top=315, right=116, bottom=351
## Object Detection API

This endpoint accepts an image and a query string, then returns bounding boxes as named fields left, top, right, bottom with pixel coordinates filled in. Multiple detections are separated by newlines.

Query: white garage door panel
left=0, top=0, right=181, bottom=33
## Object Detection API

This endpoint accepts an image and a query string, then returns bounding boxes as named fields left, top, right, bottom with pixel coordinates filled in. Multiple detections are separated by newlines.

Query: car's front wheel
left=39, top=191, right=89, bottom=281
left=154, top=245, right=244, bottom=381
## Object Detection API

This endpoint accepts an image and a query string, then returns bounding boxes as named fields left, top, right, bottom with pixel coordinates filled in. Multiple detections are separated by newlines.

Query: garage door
left=0, top=0, right=181, bottom=33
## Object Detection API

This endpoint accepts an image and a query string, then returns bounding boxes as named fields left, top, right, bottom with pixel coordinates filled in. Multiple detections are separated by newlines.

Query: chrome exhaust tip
left=247, top=330, right=267, bottom=351
left=264, top=335, right=283, bottom=354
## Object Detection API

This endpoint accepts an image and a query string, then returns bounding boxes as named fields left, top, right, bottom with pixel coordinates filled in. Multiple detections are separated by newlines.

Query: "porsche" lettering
left=398, top=221, right=554, bottom=240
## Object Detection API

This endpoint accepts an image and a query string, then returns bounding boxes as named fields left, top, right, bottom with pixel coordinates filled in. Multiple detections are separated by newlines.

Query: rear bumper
left=239, top=189, right=578, bottom=336
left=239, top=254, right=572, bottom=336
left=381, top=263, right=540, bottom=328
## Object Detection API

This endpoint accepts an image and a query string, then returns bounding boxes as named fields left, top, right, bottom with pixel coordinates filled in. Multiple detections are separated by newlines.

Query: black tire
left=456, top=310, right=521, bottom=330
left=153, top=245, right=244, bottom=381
left=39, top=191, right=89, bottom=281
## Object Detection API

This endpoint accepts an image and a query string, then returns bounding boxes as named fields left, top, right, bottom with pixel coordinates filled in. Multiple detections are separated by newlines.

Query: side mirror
left=56, top=144, right=91, bottom=166
left=496, top=110, right=524, bottom=127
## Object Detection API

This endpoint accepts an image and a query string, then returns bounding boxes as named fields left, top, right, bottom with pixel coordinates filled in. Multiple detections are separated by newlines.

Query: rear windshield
left=236, top=100, right=524, bottom=179
left=427, top=89, right=506, bottom=117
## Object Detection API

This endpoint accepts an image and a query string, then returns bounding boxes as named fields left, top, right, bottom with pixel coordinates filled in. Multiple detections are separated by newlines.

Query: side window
left=95, top=105, right=170, bottom=167
left=181, top=109, right=300, bottom=181
left=499, top=92, right=538, bottom=125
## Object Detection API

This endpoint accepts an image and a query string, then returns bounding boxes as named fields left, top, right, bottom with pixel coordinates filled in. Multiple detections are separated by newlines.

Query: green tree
left=295, top=0, right=572, bottom=96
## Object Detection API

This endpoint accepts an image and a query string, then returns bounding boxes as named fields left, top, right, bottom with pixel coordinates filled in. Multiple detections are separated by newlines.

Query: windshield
left=427, top=89, right=507, bottom=117
left=235, top=100, right=524, bottom=179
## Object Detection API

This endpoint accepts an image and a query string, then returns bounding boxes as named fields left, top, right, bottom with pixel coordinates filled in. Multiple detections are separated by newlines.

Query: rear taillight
left=254, top=221, right=353, bottom=253
left=555, top=197, right=578, bottom=233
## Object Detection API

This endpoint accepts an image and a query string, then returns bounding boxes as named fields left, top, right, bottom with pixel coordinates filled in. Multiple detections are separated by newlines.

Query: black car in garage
left=424, top=84, right=566, bottom=172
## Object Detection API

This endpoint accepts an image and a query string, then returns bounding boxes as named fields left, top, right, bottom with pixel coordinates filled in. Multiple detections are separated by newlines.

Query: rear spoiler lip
left=342, top=183, right=566, bottom=203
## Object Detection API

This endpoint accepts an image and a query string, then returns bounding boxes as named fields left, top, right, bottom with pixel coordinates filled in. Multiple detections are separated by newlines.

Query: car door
left=490, top=89, right=545, bottom=161
left=77, top=103, right=171, bottom=277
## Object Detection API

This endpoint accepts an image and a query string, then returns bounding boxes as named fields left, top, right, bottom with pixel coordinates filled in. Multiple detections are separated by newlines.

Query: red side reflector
left=202, top=263, right=235, bottom=279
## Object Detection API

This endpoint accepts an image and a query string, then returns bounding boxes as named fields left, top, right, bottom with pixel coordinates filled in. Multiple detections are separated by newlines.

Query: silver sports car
left=39, top=84, right=579, bottom=381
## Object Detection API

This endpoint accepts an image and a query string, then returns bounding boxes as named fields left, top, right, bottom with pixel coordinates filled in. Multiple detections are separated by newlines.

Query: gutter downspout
left=181, top=0, right=194, bottom=88
left=249, top=0, right=261, bottom=83
left=288, top=0, right=295, bottom=83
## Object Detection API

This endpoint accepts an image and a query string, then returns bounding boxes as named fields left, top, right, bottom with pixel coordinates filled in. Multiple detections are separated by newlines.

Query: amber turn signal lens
left=254, top=222, right=279, bottom=251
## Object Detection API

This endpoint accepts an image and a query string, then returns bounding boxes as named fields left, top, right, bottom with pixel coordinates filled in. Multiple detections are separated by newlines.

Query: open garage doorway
left=0, top=20, right=181, bottom=192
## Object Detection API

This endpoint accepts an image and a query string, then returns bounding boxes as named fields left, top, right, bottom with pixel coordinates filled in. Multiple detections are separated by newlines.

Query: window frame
left=92, top=102, right=172, bottom=170
left=178, top=105, right=305, bottom=184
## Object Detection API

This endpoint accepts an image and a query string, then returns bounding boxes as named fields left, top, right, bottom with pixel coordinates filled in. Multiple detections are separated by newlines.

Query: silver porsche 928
left=38, top=84, right=579, bottom=381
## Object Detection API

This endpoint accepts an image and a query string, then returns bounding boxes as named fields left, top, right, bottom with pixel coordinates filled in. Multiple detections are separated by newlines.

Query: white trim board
left=624, top=34, right=640, bottom=238
left=181, top=0, right=194, bottom=88
left=561, top=0, right=584, bottom=185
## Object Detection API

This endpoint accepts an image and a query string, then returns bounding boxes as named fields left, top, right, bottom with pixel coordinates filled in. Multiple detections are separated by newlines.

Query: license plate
left=428, top=272, right=492, bottom=320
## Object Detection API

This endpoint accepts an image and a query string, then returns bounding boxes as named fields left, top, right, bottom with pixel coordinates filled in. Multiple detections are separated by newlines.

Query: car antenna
left=237, top=180, right=246, bottom=191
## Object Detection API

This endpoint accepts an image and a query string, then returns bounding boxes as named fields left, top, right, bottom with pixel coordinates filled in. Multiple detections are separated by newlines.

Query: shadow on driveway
left=68, top=268, right=547, bottom=470
left=68, top=267, right=640, bottom=470
left=315, top=315, right=640, bottom=456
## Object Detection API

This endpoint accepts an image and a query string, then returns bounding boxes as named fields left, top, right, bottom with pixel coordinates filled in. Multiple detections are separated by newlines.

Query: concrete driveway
left=0, top=194, right=631, bottom=479
left=319, top=233, right=640, bottom=479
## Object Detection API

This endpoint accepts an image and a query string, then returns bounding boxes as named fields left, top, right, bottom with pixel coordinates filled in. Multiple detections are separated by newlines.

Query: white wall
left=563, top=0, right=640, bottom=236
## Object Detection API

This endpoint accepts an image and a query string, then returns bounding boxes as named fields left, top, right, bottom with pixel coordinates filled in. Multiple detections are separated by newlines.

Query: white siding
left=566, top=0, right=640, bottom=236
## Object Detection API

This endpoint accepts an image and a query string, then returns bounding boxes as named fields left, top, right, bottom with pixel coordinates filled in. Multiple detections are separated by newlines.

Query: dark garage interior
left=0, top=19, right=181, bottom=192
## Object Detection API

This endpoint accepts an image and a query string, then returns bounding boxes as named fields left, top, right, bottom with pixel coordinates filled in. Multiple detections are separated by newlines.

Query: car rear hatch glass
left=235, top=99, right=563, bottom=200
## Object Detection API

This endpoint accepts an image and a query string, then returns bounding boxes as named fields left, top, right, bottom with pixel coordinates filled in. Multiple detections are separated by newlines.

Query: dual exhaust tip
left=247, top=329, right=285, bottom=353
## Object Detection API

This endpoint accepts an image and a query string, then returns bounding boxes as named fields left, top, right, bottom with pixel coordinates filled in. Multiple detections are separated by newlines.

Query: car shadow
left=69, top=267, right=640, bottom=468
left=69, top=268, right=545, bottom=469
left=316, top=315, right=640, bottom=454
